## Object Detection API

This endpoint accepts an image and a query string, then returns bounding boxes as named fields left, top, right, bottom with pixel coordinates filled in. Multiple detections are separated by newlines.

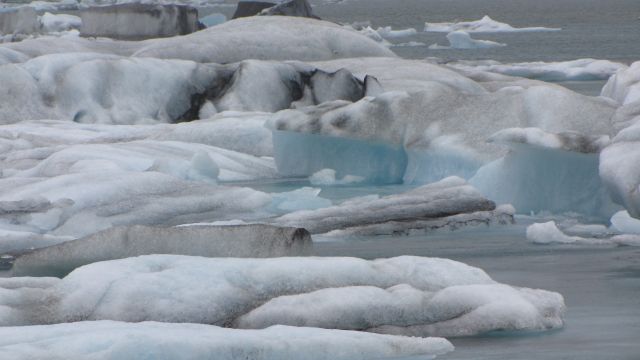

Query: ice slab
left=424, top=15, right=560, bottom=33
left=0, top=321, right=453, bottom=360
left=80, top=3, right=200, bottom=40
left=9, top=224, right=312, bottom=277
left=0, top=7, right=39, bottom=36
left=428, top=31, right=506, bottom=50
left=319, top=205, right=515, bottom=238
left=0, top=255, right=565, bottom=337
left=273, top=177, right=498, bottom=234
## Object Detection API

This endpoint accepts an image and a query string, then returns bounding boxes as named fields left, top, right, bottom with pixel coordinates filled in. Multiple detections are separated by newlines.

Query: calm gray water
left=310, top=0, right=640, bottom=64
left=315, top=221, right=640, bottom=360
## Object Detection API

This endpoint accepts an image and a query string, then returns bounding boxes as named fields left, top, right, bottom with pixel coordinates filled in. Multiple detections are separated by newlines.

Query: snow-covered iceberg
left=0, top=55, right=377, bottom=124
left=0, top=321, right=454, bottom=360
left=133, top=16, right=396, bottom=63
left=269, top=79, right=615, bottom=188
left=9, top=224, right=312, bottom=277
left=424, top=15, right=560, bottom=33
left=0, top=255, right=565, bottom=337
left=429, top=30, right=506, bottom=50
left=273, top=177, right=509, bottom=235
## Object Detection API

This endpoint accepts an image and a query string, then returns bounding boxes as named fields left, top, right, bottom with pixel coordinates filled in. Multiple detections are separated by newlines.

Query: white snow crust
left=0, top=321, right=454, bottom=360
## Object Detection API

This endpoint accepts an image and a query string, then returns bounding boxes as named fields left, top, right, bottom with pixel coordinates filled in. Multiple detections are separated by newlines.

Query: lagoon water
left=310, top=0, right=640, bottom=64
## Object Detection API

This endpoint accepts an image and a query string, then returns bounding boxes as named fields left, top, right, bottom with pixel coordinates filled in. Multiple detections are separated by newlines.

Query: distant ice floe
left=0, top=255, right=565, bottom=337
left=448, top=58, right=628, bottom=82
left=526, top=221, right=640, bottom=246
left=0, top=321, right=453, bottom=360
left=375, top=26, right=418, bottom=38
left=428, top=30, right=506, bottom=50
left=424, top=15, right=561, bottom=33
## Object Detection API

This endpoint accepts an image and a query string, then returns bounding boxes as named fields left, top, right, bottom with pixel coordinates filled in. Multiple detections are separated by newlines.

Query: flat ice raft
left=0, top=321, right=453, bottom=360
left=273, top=176, right=513, bottom=235
left=9, top=224, right=312, bottom=277
left=0, top=255, right=565, bottom=337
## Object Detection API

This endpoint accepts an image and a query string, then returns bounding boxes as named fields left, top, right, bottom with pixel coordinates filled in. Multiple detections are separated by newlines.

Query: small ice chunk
left=610, top=211, right=640, bottom=234
left=309, top=168, right=365, bottom=186
left=429, top=31, right=506, bottom=50
left=270, top=187, right=332, bottom=212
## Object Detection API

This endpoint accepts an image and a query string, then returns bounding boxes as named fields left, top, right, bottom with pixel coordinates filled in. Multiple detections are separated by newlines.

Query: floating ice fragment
left=424, top=15, right=560, bottom=33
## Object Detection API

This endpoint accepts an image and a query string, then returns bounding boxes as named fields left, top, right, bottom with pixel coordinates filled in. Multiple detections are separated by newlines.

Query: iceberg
left=429, top=30, right=506, bottom=50
left=0, top=321, right=453, bottom=360
left=133, top=16, right=396, bottom=63
left=9, top=224, right=312, bottom=277
left=273, top=177, right=502, bottom=234
left=269, top=80, right=615, bottom=189
left=424, top=15, right=560, bottom=33
left=0, top=54, right=377, bottom=124
left=0, top=255, right=565, bottom=337
left=469, top=128, right=619, bottom=218
left=599, top=62, right=640, bottom=218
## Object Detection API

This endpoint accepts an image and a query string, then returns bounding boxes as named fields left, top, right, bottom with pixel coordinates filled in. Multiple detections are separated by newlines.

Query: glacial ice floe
left=9, top=224, right=312, bottom=277
left=424, top=15, right=561, bottom=33
left=0, top=321, right=454, bottom=360
left=448, top=59, right=627, bottom=82
left=428, top=30, right=506, bottom=50
left=0, top=255, right=565, bottom=337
